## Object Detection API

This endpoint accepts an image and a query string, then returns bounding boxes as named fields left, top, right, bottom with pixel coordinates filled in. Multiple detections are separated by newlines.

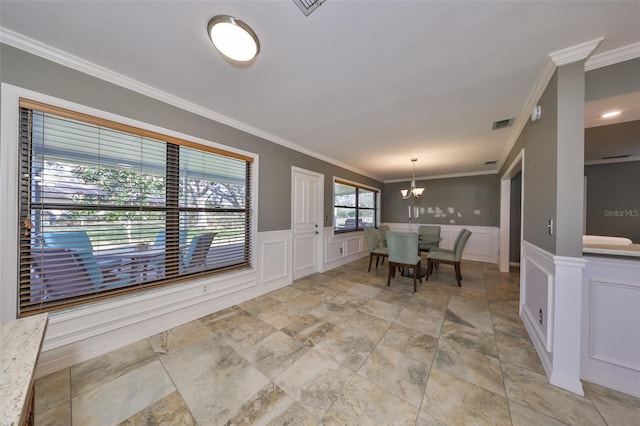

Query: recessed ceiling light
left=207, top=15, right=260, bottom=62
left=601, top=110, right=622, bottom=119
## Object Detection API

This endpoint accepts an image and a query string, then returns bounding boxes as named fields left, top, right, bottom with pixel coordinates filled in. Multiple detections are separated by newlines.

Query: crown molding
left=497, top=56, right=557, bottom=172
left=585, top=41, right=640, bottom=71
left=497, top=38, right=613, bottom=172
left=549, top=37, right=603, bottom=66
left=385, top=169, right=497, bottom=184
left=0, top=27, right=382, bottom=183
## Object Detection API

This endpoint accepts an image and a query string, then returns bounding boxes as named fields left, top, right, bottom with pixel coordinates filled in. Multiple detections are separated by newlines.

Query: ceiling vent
left=484, top=160, right=497, bottom=166
left=293, top=0, right=326, bottom=16
left=492, top=118, right=514, bottom=130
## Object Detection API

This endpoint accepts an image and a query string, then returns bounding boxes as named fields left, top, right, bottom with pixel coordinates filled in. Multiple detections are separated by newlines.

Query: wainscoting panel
left=520, top=241, right=554, bottom=376
left=323, top=228, right=368, bottom=270
left=582, top=255, right=640, bottom=397
left=384, top=223, right=499, bottom=264
left=34, top=230, right=293, bottom=377
left=259, top=230, right=291, bottom=288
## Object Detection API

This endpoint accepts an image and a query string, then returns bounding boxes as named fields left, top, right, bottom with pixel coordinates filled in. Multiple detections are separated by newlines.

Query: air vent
left=484, top=160, right=497, bottom=166
left=293, top=0, right=326, bottom=16
left=492, top=118, right=514, bottom=130
left=602, top=154, right=631, bottom=160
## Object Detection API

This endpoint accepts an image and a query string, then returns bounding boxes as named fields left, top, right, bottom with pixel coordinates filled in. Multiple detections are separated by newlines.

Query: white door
left=292, top=167, right=323, bottom=280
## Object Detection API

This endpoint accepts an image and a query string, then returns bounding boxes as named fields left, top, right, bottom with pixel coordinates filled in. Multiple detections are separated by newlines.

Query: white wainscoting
left=520, top=241, right=555, bottom=374
left=582, top=255, right=640, bottom=397
left=521, top=241, right=586, bottom=396
left=34, top=230, right=292, bottom=377
left=384, top=223, right=499, bottom=264
left=323, top=228, right=369, bottom=271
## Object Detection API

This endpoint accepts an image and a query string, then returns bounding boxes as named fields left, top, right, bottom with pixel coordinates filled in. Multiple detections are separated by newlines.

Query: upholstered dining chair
left=181, top=232, right=217, bottom=274
left=42, top=231, right=132, bottom=290
left=386, top=231, right=422, bottom=293
left=426, top=228, right=472, bottom=286
left=378, top=224, right=390, bottom=247
left=364, top=227, right=388, bottom=272
left=418, top=225, right=441, bottom=254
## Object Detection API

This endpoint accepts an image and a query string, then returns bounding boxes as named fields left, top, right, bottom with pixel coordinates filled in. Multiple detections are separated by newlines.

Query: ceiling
left=1, top=1, right=639, bottom=182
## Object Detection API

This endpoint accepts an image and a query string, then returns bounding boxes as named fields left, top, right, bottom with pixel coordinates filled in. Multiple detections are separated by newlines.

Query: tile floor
left=34, top=258, right=639, bottom=425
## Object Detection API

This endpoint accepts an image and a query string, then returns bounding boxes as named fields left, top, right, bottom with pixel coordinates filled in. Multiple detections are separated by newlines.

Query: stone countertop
left=583, top=243, right=640, bottom=259
left=0, top=313, right=48, bottom=426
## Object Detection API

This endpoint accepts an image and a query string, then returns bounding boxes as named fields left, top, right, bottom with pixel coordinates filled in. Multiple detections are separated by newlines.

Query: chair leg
left=387, top=264, right=394, bottom=286
left=418, top=261, right=422, bottom=283
left=426, top=259, right=431, bottom=280
left=381, top=257, right=385, bottom=266
left=412, top=267, right=417, bottom=293
left=368, top=253, right=373, bottom=272
left=454, top=263, right=462, bottom=287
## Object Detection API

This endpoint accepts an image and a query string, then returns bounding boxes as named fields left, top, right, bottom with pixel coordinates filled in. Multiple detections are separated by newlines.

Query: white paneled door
left=292, top=167, right=323, bottom=280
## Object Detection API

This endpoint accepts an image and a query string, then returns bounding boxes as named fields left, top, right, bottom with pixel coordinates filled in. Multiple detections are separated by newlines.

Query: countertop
left=0, top=313, right=48, bottom=426
left=583, top=243, right=640, bottom=259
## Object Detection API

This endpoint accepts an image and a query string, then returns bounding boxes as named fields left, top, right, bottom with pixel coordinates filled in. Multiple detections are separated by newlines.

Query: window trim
left=333, top=177, right=381, bottom=234
left=1, top=85, right=258, bottom=319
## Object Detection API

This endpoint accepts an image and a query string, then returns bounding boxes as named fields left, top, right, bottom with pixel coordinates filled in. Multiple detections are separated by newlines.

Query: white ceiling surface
left=1, top=1, right=639, bottom=182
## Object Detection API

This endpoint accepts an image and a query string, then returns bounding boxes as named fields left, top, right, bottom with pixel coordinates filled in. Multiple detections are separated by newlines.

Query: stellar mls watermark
left=603, top=209, right=639, bottom=217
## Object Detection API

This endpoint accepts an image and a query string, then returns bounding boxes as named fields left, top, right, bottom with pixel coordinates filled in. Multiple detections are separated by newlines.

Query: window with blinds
left=334, top=180, right=378, bottom=232
left=18, top=99, right=253, bottom=316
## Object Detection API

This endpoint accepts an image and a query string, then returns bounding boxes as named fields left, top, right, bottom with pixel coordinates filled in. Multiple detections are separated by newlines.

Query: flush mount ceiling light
left=601, top=110, right=622, bottom=119
left=207, top=15, right=260, bottom=62
left=401, top=158, right=425, bottom=200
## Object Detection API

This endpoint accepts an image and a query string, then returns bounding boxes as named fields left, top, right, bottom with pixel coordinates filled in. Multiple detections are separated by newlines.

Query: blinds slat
left=18, top=101, right=254, bottom=316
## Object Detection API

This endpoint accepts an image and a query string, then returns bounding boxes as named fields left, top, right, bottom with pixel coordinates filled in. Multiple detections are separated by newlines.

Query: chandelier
left=400, top=158, right=425, bottom=199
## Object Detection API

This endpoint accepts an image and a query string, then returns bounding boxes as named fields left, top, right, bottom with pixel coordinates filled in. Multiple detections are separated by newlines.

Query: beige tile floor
left=34, top=258, right=640, bottom=425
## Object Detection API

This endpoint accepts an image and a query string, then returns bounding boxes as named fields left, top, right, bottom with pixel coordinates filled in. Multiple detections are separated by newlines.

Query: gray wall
left=502, top=72, right=559, bottom=254
left=555, top=62, right=585, bottom=257
left=585, top=161, right=640, bottom=243
left=585, top=57, right=640, bottom=102
left=383, top=174, right=500, bottom=226
left=0, top=44, right=382, bottom=231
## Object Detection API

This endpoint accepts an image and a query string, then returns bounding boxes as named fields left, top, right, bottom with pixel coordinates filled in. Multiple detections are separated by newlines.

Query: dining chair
left=363, top=227, right=388, bottom=272
left=42, top=231, right=132, bottom=290
left=154, top=230, right=188, bottom=248
left=386, top=231, right=422, bottom=292
left=31, top=248, right=92, bottom=301
left=378, top=224, right=390, bottom=247
left=181, top=232, right=217, bottom=274
left=426, top=228, right=472, bottom=286
left=418, top=225, right=441, bottom=253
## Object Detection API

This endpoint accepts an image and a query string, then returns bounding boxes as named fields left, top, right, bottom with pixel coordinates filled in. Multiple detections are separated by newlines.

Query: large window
left=334, top=180, right=378, bottom=232
left=18, top=99, right=253, bottom=315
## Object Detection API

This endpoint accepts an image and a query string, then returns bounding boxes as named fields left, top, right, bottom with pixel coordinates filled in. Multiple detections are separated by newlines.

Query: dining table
left=95, top=245, right=164, bottom=282
left=399, top=235, right=443, bottom=278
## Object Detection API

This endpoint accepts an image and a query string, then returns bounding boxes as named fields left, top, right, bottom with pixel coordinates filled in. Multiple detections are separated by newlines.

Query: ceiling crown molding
left=585, top=41, right=640, bottom=71
left=0, top=27, right=381, bottom=182
left=498, top=37, right=610, bottom=171
left=549, top=37, right=603, bottom=66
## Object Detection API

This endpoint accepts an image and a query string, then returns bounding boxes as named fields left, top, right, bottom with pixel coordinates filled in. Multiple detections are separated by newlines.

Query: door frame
left=499, top=149, right=524, bottom=273
left=291, top=166, right=324, bottom=279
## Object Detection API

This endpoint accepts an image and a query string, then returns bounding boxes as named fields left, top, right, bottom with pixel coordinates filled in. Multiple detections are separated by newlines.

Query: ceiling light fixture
left=401, top=158, right=425, bottom=200
left=600, top=110, right=621, bottom=119
left=207, top=15, right=260, bottom=62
